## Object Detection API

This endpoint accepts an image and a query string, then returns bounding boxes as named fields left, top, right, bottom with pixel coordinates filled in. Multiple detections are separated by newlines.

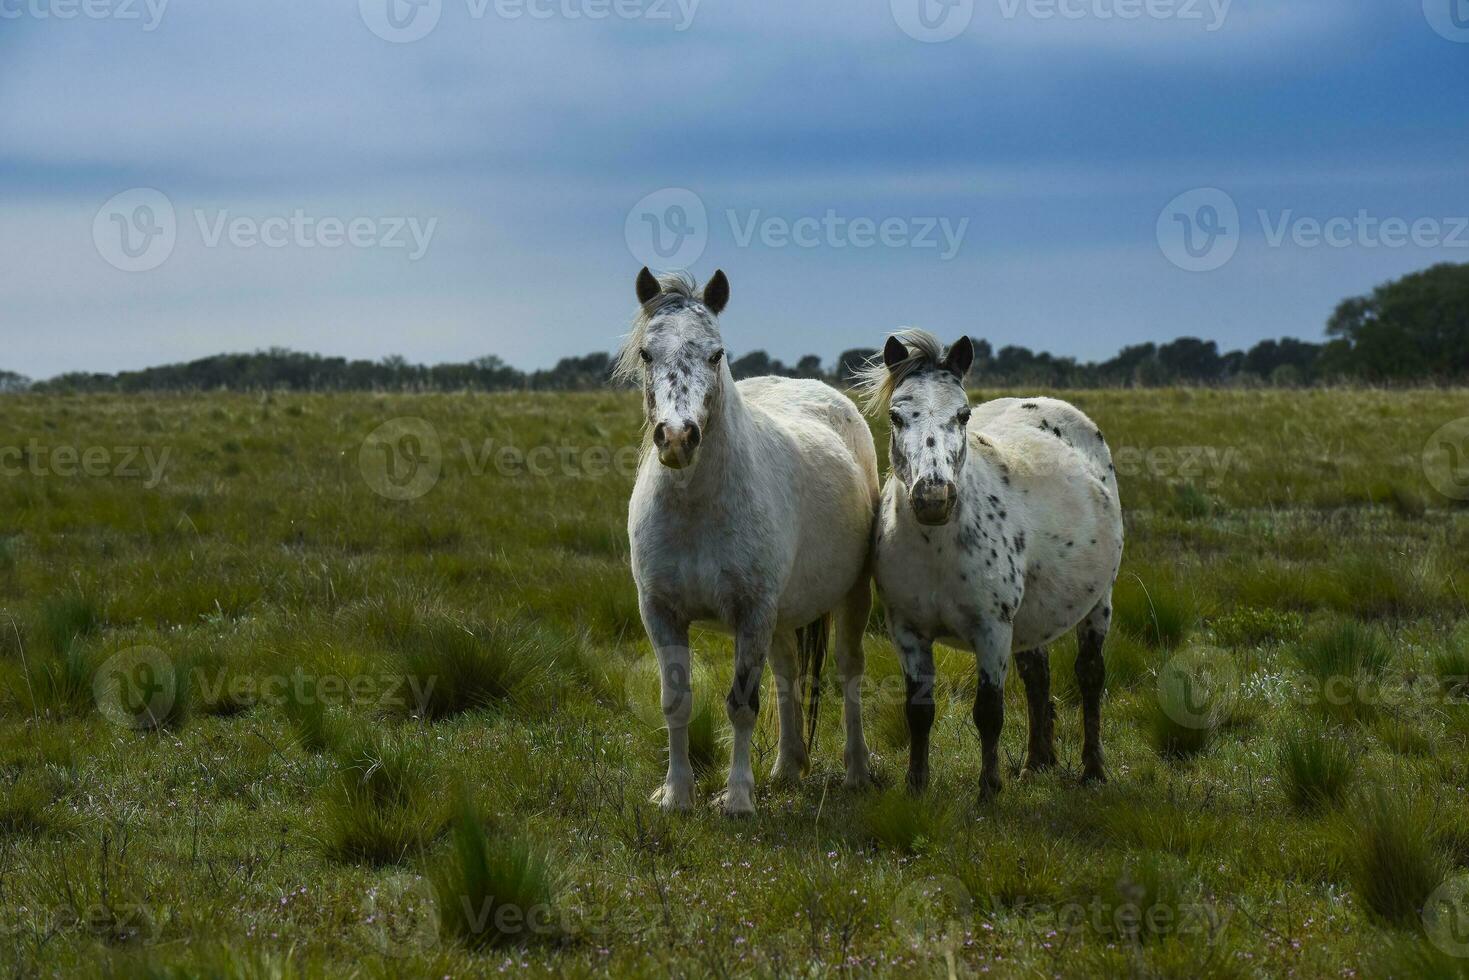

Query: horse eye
left=639, top=348, right=652, bottom=364
left=889, top=411, right=904, bottom=429
left=708, top=348, right=724, bottom=365
left=958, top=409, right=972, bottom=425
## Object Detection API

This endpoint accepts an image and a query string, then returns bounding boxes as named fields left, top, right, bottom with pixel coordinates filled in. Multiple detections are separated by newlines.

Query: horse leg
left=768, top=631, right=808, bottom=786
left=720, top=614, right=774, bottom=816
left=641, top=598, right=695, bottom=811
left=1076, top=598, right=1110, bottom=785
left=835, top=579, right=875, bottom=790
left=971, top=620, right=1014, bottom=800
left=892, top=619, right=936, bottom=793
left=1015, top=647, right=1057, bottom=773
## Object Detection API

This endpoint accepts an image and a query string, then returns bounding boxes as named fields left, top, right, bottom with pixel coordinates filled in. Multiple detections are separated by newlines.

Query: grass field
left=2, top=387, right=1469, bottom=978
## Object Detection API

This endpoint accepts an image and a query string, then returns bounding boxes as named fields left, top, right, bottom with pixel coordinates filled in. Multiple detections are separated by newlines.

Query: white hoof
left=714, top=785, right=756, bottom=817
left=769, top=753, right=808, bottom=788
left=650, top=781, right=695, bottom=811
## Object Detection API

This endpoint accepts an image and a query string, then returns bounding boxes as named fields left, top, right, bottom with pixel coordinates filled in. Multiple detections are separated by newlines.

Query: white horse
left=620, top=268, right=880, bottom=815
left=856, top=330, right=1124, bottom=797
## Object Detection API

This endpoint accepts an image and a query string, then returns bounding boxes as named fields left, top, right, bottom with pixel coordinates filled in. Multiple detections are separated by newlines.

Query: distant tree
left=730, top=350, right=787, bottom=379
left=0, top=370, right=30, bottom=393
left=794, top=354, right=826, bottom=379
left=835, top=348, right=879, bottom=384
left=1243, top=338, right=1320, bottom=383
left=970, top=338, right=994, bottom=375
left=1325, top=262, right=1469, bottom=381
left=1157, top=337, right=1222, bottom=383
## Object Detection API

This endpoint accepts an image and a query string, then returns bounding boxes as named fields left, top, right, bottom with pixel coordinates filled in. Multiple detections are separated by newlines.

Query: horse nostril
left=653, top=423, right=668, bottom=447
left=685, top=422, right=701, bottom=449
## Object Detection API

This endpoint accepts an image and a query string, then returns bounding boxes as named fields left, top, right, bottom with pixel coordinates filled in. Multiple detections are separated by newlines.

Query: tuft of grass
left=393, top=618, right=553, bottom=721
left=316, top=731, right=447, bottom=865
left=858, top=790, right=950, bottom=855
left=1433, top=633, right=1469, bottom=704
left=184, top=649, right=254, bottom=719
left=1294, top=620, right=1393, bottom=724
left=1371, top=938, right=1469, bottom=980
left=1168, top=482, right=1217, bottom=519
left=1386, top=483, right=1428, bottom=519
left=1372, top=714, right=1436, bottom=757
left=1277, top=726, right=1356, bottom=812
left=283, top=677, right=346, bottom=754
left=16, top=642, right=97, bottom=720
left=36, top=593, right=102, bottom=655
left=1109, top=854, right=1202, bottom=946
left=1342, top=786, right=1449, bottom=926
left=432, top=795, right=559, bottom=950
left=0, top=769, right=61, bottom=836
left=1114, top=577, right=1197, bottom=651
left=1146, top=650, right=1231, bottom=760
left=1209, top=607, right=1304, bottom=649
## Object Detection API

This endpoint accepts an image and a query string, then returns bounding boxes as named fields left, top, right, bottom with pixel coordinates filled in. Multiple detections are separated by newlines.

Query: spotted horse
left=856, top=330, right=1124, bottom=798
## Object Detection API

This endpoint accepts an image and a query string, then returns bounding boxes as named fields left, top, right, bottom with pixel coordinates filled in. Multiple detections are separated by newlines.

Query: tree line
left=7, top=262, right=1466, bottom=394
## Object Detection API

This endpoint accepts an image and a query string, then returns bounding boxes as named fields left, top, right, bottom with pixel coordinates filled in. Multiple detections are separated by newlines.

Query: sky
left=2, top=0, right=1467, bottom=379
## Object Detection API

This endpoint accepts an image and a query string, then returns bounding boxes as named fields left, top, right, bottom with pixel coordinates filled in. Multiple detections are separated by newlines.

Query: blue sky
left=2, top=0, right=1467, bottom=379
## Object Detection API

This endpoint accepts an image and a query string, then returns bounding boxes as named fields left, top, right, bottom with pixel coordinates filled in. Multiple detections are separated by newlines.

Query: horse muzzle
left=909, top=477, right=957, bottom=526
left=654, top=419, right=702, bottom=469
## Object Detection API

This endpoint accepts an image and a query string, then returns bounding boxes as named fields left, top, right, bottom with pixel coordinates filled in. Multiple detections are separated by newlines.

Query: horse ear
left=945, top=336, right=975, bottom=379
left=702, top=270, right=730, bottom=315
left=883, top=335, right=909, bottom=370
left=636, top=267, right=661, bottom=306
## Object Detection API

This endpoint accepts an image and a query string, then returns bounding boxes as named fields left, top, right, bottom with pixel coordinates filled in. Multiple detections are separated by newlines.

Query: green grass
left=0, top=387, right=1467, bottom=977
left=1342, top=787, right=1450, bottom=926
left=1277, top=725, right=1357, bottom=811
left=315, top=730, right=448, bottom=865
left=431, top=795, right=559, bottom=950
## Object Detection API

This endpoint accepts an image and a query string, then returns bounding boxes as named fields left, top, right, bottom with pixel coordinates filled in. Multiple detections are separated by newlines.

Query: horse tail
left=796, top=615, right=831, bottom=754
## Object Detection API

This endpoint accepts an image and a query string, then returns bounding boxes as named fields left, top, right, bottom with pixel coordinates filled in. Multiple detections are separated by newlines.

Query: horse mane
left=611, top=271, right=708, bottom=386
left=852, top=328, right=948, bottom=416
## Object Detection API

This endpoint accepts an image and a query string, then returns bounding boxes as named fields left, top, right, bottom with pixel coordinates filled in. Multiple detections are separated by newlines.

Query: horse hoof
left=649, top=783, right=695, bottom=811
left=979, top=775, right=1003, bottom=800
left=1081, top=768, right=1108, bottom=787
left=842, top=767, right=879, bottom=792
left=714, top=788, right=756, bottom=817
left=769, top=757, right=808, bottom=788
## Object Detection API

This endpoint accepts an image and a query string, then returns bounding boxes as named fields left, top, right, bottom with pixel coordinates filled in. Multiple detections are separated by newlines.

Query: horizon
left=4, top=1, right=1468, bottom=378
